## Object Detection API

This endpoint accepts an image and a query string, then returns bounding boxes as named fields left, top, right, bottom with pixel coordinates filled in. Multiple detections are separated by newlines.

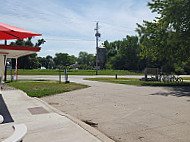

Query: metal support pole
left=95, top=22, right=101, bottom=75
left=10, top=59, right=13, bottom=82
left=11, top=68, right=13, bottom=82
left=15, top=58, right=18, bottom=81
left=64, top=68, right=69, bottom=83
left=59, top=68, right=61, bottom=84
left=0, top=77, right=1, bottom=90
left=96, top=23, right=98, bottom=75
left=96, top=36, right=98, bottom=75
left=145, top=68, right=147, bottom=81
left=4, top=62, right=7, bottom=82
left=3, top=55, right=7, bottom=82
left=64, top=68, right=67, bottom=82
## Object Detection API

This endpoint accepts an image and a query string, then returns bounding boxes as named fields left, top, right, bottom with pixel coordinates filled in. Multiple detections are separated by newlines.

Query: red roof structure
left=0, top=45, right=41, bottom=58
left=0, top=23, right=41, bottom=40
left=0, top=22, right=42, bottom=81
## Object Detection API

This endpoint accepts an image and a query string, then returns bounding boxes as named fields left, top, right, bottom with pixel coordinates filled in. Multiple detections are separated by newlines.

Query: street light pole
left=95, top=22, right=101, bottom=75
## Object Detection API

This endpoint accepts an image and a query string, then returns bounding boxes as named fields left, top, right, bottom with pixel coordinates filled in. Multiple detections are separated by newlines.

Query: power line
left=45, top=38, right=95, bottom=42
left=99, top=21, right=135, bottom=33
left=100, top=21, right=133, bottom=30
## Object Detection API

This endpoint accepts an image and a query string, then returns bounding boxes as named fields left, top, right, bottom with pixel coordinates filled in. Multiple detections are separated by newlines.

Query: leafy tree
left=45, top=55, right=55, bottom=69
left=87, top=54, right=95, bottom=67
left=10, top=39, right=25, bottom=46
left=78, top=52, right=88, bottom=65
left=38, top=55, right=55, bottom=69
left=10, top=39, right=40, bottom=69
left=68, top=55, right=77, bottom=65
left=103, top=36, right=144, bottom=70
left=25, top=38, right=34, bottom=47
left=37, top=57, right=46, bottom=68
left=28, top=54, right=41, bottom=69
left=77, top=51, right=95, bottom=69
left=103, top=40, right=118, bottom=61
left=136, top=21, right=166, bottom=68
left=119, top=36, right=141, bottom=70
left=53, top=53, right=77, bottom=68
left=35, top=38, right=46, bottom=47
left=54, top=53, right=69, bottom=68
left=136, top=0, right=190, bottom=74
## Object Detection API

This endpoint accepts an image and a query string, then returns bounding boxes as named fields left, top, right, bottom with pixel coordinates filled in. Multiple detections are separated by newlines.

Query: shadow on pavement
left=0, top=94, right=14, bottom=124
left=150, top=86, right=190, bottom=97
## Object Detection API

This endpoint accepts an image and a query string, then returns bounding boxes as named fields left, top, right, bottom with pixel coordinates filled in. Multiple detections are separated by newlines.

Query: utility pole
left=95, top=22, right=101, bottom=75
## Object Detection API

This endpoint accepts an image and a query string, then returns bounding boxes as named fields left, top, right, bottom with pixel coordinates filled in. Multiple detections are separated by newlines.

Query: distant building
left=70, top=63, right=79, bottom=70
left=97, top=46, right=106, bottom=69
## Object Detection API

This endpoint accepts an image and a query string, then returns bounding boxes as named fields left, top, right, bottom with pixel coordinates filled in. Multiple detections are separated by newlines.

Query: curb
left=35, top=97, right=115, bottom=142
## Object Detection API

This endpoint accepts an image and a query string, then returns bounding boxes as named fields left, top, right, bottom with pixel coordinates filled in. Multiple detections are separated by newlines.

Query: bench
left=2, top=124, right=27, bottom=142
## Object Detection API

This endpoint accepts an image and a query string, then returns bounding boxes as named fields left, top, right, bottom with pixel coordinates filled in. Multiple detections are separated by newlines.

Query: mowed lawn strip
left=183, top=77, right=190, bottom=80
left=8, top=81, right=89, bottom=97
left=7, top=69, right=142, bottom=75
left=85, top=78, right=190, bottom=86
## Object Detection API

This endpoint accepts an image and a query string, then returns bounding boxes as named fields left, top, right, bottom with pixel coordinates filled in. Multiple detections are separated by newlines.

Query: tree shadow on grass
left=150, top=86, right=190, bottom=97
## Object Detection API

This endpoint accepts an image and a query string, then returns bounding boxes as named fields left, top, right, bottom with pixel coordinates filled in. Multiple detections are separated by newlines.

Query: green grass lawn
left=7, top=69, right=143, bottom=75
left=183, top=77, right=190, bottom=80
left=7, top=80, right=89, bottom=97
left=85, top=78, right=190, bottom=86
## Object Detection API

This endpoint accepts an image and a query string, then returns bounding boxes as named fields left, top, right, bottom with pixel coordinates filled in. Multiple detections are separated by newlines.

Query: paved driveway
left=18, top=75, right=190, bottom=142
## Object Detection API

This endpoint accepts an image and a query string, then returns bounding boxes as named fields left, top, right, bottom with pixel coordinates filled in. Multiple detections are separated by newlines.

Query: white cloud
left=0, top=0, right=157, bottom=57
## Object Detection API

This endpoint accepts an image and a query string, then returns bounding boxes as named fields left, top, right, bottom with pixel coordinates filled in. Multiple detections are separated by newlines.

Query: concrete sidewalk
left=0, top=90, right=114, bottom=142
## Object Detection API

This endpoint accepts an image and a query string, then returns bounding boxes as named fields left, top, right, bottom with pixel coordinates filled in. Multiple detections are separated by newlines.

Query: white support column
left=0, top=55, right=7, bottom=87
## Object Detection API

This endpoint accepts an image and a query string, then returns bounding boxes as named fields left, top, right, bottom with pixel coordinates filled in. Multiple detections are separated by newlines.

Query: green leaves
left=136, top=0, right=190, bottom=74
left=77, top=51, right=95, bottom=69
left=104, top=36, right=143, bottom=70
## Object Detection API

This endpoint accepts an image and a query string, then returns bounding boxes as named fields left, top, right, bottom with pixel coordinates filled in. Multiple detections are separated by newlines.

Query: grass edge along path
left=85, top=78, right=190, bottom=86
left=183, top=77, right=190, bottom=80
left=7, top=80, right=89, bottom=97
left=7, top=69, right=143, bottom=75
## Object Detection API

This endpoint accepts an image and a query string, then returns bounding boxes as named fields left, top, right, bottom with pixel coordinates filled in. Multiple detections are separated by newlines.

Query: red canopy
left=0, top=23, right=42, bottom=40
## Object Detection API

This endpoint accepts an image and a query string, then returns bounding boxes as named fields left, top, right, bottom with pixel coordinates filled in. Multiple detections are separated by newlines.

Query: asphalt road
left=18, top=75, right=190, bottom=142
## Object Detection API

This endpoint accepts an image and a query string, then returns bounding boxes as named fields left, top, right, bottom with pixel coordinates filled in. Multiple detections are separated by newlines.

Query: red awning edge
left=0, top=52, right=9, bottom=54
left=0, top=22, right=42, bottom=40
left=0, top=45, right=41, bottom=52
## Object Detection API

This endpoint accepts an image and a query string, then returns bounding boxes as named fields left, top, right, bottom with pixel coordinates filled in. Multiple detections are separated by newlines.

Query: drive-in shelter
left=0, top=22, right=41, bottom=83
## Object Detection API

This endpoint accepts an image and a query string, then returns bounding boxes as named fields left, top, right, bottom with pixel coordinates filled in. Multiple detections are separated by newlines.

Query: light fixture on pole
left=94, top=22, right=101, bottom=75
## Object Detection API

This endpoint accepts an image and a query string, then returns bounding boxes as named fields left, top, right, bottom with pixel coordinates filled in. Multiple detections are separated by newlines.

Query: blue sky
left=0, top=0, right=156, bottom=57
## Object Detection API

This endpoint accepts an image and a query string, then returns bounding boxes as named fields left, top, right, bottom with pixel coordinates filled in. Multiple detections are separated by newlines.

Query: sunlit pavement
left=0, top=89, right=113, bottom=142
left=4, top=75, right=190, bottom=142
